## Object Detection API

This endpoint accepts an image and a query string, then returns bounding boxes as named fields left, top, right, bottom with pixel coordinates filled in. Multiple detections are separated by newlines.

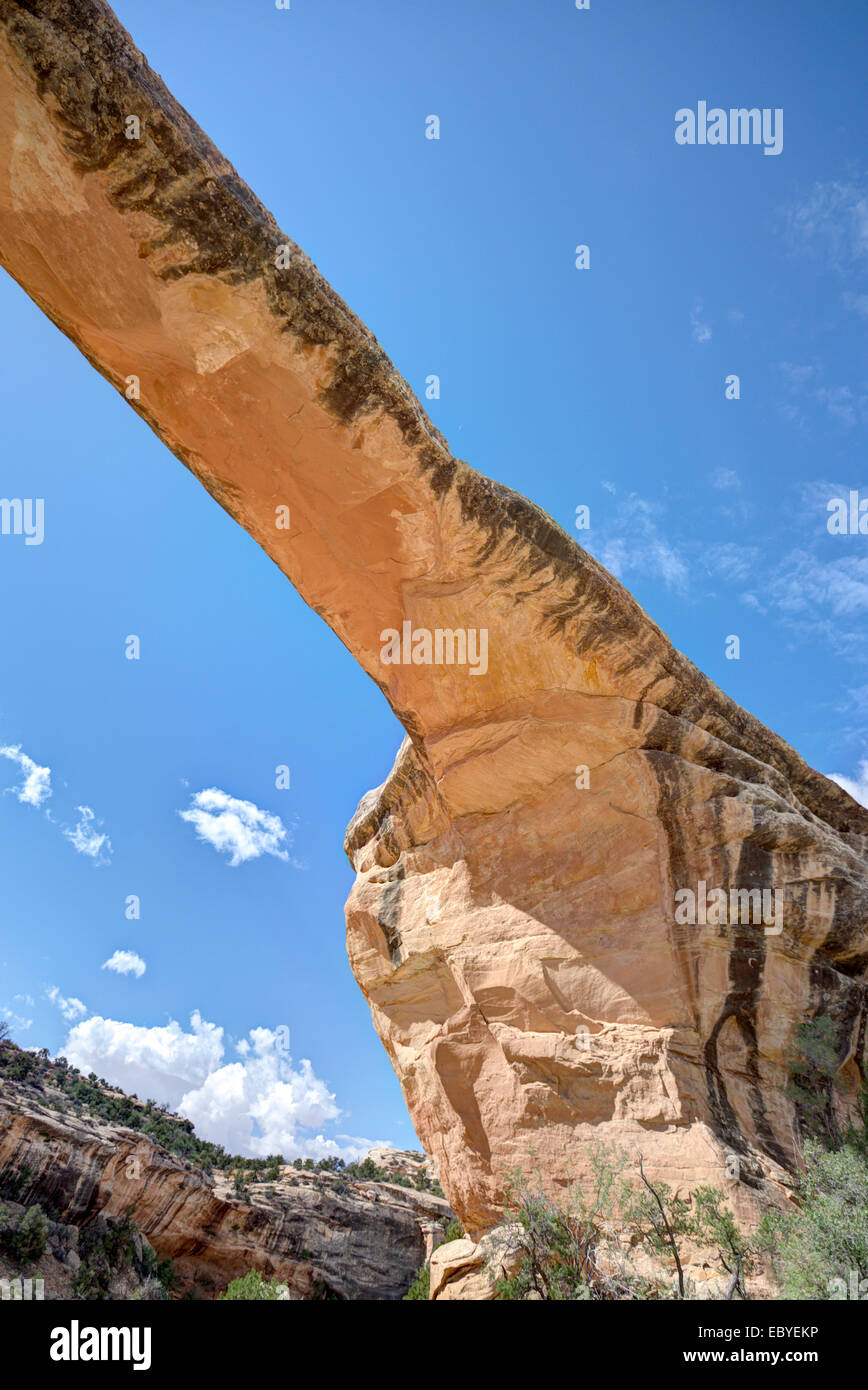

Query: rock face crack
left=1, top=0, right=866, bottom=1236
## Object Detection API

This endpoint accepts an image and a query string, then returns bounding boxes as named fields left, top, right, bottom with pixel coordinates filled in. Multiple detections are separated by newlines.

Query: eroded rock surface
left=0, top=1076, right=451, bottom=1299
left=0, top=0, right=866, bottom=1243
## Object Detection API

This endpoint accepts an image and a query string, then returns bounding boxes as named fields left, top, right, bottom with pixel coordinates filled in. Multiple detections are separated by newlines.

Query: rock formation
left=0, top=1067, right=450, bottom=1299
left=1, top=0, right=866, bottom=1247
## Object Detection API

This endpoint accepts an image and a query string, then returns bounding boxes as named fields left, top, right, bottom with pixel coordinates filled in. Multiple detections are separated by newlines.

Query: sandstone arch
left=1, top=0, right=866, bottom=1234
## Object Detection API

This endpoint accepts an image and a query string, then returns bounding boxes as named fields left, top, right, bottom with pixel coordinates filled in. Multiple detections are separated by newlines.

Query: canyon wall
left=0, top=1078, right=449, bottom=1298
left=1, top=0, right=866, bottom=1239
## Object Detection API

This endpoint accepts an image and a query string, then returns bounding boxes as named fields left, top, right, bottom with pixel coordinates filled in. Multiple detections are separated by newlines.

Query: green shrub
left=786, top=1017, right=845, bottom=1147
left=73, top=1213, right=173, bottom=1300
left=218, top=1270, right=288, bottom=1300
left=0, top=1203, right=48, bottom=1265
left=0, top=1165, right=32, bottom=1202
left=493, top=1149, right=754, bottom=1301
left=403, top=1264, right=430, bottom=1300
left=762, top=1138, right=868, bottom=1298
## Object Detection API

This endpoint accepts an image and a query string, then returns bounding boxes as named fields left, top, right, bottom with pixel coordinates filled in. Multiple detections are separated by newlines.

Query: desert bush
left=0, top=1203, right=48, bottom=1265
left=218, top=1270, right=288, bottom=1300
left=403, top=1264, right=430, bottom=1300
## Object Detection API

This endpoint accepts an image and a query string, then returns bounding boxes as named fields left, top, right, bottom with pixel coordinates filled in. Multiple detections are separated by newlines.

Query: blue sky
left=1, top=0, right=866, bottom=1158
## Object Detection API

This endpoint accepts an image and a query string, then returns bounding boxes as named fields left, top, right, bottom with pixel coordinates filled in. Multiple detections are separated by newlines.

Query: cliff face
left=1, top=0, right=866, bottom=1241
left=345, top=732, right=867, bottom=1234
left=0, top=1076, right=450, bottom=1299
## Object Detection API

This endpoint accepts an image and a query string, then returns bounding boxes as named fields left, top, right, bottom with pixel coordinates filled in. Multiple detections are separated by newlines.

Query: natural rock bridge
left=1, top=0, right=866, bottom=1237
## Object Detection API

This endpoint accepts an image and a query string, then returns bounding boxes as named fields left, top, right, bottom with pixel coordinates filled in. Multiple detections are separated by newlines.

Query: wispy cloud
left=775, top=363, right=867, bottom=431
left=777, top=361, right=819, bottom=393
left=812, top=384, right=868, bottom=429
left=179, top=788, right=291, bottom=867
left=703, top=543, right=758, bottom=585
left=102, top=950, right=146, bottom=979
left=786, top=178, right=868, bottom=271
left=710, top=467, right=741, bottom=491
left=691, top=302, right=712, bottom=343
left=46, top=985, right=87, bottom=1023
left=769, top=550, right=868, bottom=620
left=0, top=743, right=112, bottom=864
left=0, top=744, right=51, bottom=808
left=63, top=806, right=112, bottom=864
left=1, top=1005, right=33, bottom=1032
left=589, top=492, right=688, bottom=593
left=843, top=291, right=868, bottom=318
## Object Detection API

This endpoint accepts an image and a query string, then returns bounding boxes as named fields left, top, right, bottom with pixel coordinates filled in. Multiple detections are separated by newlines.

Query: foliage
left=493, top=1149, right=659, bottom=1301
left=689, top=1185, right=757, bottom=1298
left=761, top=1137, right=868, bottom=1298
left=493, top=1147, right=761, bottom=1301
left=756, top=1014, right=868, bottom=1298
left=72, top=1213, right=174, bottom=1300
left=786, top=1017, right=845, bottom=1148
left=218, top=1270, right=288, bottom=1300
left=403, top=1263, right=430, bottom=1300
left=0, top=1164, right=32, bottom=1203
left=0, top=1202, right=48, bottom=1265
left=232, top=1171, right=251, bottom=1201
left=141, top=1242, right=178, bottom=1293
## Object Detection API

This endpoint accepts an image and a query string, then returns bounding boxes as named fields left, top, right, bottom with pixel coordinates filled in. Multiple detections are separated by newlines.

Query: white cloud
left=46, top=986, right=87, bottom=1023
left=691, top=303, right=712, bottom=343
left=812, top=384, right=867, bottom=429
left=0, top=744, right=51, bottom=808
left=761, top=550, right=868, bottom=656
left=179, top=788, right=290, bottom=867
left=776, top=365, right=867, bottom=430
left=63, top=806, right=112, bottom=863
left=843, top=291, right=868, bottom=318
left=62, top=1011, right=223, bottom=1106
left=703, top=543, right=758, bottom=585
left=710, top=467, right=740, bottom=491
left=769, top=551, right=868, bottom=620
left=0, top=746, right=112, bottom=862
left=777, top=361, right=819, bottom=393
left=61, top=1011, right=377, bottom=1160
left=589, top=493, right=688, bottom=593
left=787, top=179, right=868, bottom=269
left=739, top=592, right=768, bottom=614
left=102, top=950, right=146, bottom=979
left=827, top=759, right=868, bottom=808
left=1, top=1006, right=32, bottom=1032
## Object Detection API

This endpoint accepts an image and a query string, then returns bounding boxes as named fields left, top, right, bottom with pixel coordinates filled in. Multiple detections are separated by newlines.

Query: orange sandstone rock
left=1, top=0, right=865, bottom=1243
